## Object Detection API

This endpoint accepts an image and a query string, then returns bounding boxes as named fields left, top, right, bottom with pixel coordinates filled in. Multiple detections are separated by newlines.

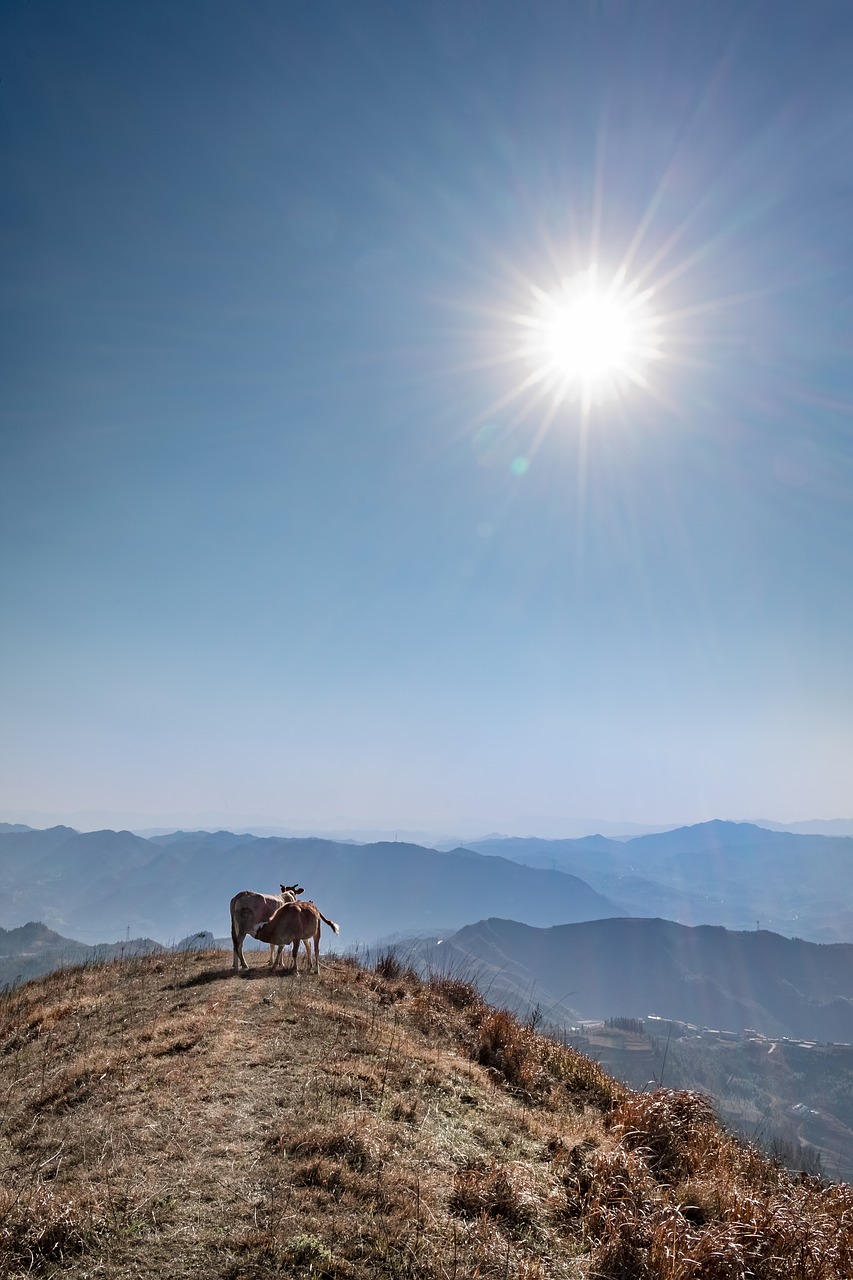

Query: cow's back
left=230, top=889, right=287, bottom=922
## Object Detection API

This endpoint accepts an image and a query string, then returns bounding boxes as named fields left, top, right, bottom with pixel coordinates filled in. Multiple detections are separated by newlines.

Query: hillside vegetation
left=1, top=949, right=851, bottom=1279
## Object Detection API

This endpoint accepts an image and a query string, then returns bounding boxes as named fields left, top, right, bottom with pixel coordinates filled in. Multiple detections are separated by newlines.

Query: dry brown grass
left=1, top=949, right=850, bottom=1278
left=564, top=1087, right=853, bottom=1278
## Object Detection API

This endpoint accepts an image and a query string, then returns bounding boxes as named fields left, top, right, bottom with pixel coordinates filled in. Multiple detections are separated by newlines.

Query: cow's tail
left=318, top=911, right=340, bottom=935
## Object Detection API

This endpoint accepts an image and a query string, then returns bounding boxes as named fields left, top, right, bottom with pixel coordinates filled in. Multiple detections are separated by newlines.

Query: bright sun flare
left=517, top=265, right=662, bottom=409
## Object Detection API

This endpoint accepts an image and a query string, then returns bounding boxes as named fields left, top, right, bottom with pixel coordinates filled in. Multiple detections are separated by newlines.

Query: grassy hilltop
left=1, top=949, right=851, bottom=1279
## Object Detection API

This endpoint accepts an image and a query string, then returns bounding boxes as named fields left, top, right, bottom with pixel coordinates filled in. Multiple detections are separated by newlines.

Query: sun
left=517, top=265, right=662, bottom=409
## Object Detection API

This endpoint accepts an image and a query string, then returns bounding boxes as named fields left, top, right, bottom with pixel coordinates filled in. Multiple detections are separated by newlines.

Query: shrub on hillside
left=450, top=1159, right=537, bottom=1229
left=607, top=1089, right=720, bottom=1180
left=0, top=1184, right=108, bottom=1268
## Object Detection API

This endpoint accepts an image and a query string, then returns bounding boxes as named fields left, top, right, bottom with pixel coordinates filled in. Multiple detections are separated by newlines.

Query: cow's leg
left=267, top=944, right=277, bottom=967
left=231, top=917, right=241, bottom=971
left=232, top=929, right=249, bottom=972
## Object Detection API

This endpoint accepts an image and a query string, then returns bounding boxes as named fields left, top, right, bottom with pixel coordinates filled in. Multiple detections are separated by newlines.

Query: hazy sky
left=2, top=1, right=852, bottom=834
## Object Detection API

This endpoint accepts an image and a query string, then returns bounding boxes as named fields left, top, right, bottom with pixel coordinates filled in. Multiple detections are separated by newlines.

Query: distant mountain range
left=467, top=820, right=853, bottom=942
left=6, top=815, right=853, bottom=839
left=0, top=824, right=621, bottom=946
left=419, top=916, right=853, bottom=1043
left=1, top=819, right=851, bottom=946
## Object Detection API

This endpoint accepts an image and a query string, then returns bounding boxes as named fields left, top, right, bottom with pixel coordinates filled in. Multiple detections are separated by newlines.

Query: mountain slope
left=431, top=916, right=853, bottom=1041
left=0, top=825, right=79, bottom=876
left=0, top=921, right=165, bottom=987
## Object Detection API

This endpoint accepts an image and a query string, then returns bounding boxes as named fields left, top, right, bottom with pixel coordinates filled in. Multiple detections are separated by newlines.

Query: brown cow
left=253, top=900, right=340, bottom=975
left=230, top=883, right=303, bottom=972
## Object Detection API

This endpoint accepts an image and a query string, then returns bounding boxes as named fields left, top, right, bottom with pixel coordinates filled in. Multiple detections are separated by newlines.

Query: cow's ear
left=295, top=886, right=304, bottom=896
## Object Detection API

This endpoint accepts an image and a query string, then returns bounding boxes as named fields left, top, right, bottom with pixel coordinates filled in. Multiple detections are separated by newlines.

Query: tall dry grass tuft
left=0, top=1184, right=110, bottom=1270
left=426, top=971, right=485, bottom=1012
left=476, top=1008, right=545, bottom=1097
left=473, top=1006, right=626, bottom=1109
left=607, top=1088, right=721, bottom=1179
left=450, top=1158, right=538, bottom=1229
left=373, top=948, right=404, bottom=982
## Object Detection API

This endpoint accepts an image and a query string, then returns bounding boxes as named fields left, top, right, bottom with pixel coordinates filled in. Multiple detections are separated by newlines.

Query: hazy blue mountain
left=0, top=825, right=80, bottom=876
left=468, top=821, right=853, bottom=941
left=0, top=826, right=165, bottom=936
left=428, top=916, right=853, bottom=1042
left=148, top=829, right=261, bottom=854
left=0, top=828, right=84, bottom=929
left=753, top=818, right=853, bottom=837
left=29, top=828, right=161, bottom=878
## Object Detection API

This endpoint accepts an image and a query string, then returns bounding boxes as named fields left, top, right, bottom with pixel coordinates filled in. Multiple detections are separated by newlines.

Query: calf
left=230, top=883, right=303, bottom=972
left=253, top=900, right=340, bottom=975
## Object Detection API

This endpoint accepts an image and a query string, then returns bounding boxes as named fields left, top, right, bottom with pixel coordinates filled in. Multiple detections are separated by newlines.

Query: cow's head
left=281, top=883, right=304, bottom=897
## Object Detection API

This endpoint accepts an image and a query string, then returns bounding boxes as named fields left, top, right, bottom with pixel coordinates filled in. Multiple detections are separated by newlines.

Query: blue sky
left=2, top=1, right=852, bottom=834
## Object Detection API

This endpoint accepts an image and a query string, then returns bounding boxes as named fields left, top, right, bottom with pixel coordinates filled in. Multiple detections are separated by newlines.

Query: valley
left=558, top=1020, right=853, bottom=1184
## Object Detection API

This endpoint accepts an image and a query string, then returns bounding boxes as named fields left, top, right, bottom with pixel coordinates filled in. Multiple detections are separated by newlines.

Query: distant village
left=570, top=1014, right=853, bottom=1055
left=643, top=1016, right=853, bottom=1053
